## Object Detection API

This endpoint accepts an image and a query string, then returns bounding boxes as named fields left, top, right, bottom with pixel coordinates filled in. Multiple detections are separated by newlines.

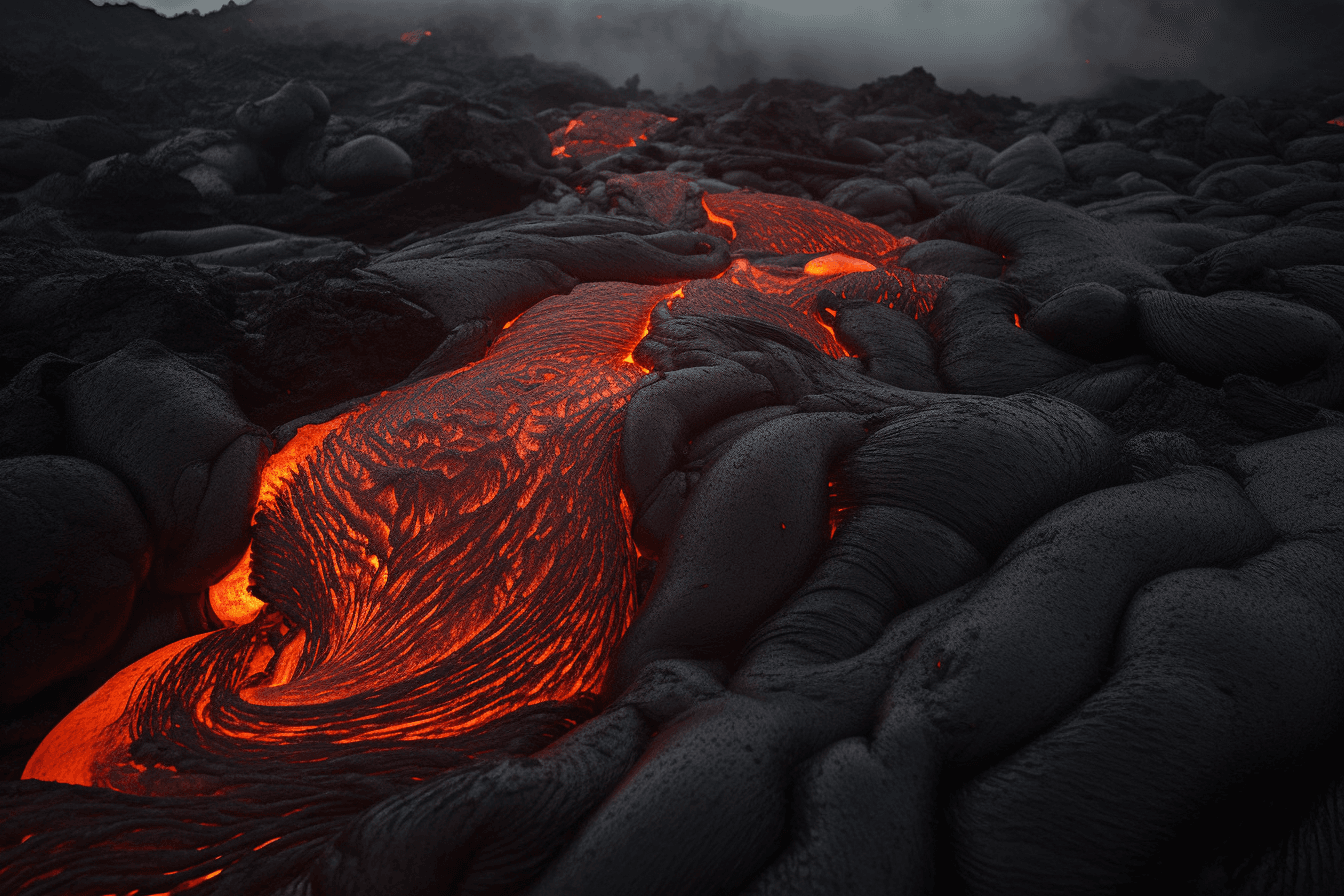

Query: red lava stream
left=23, top=192, right=935, bottom=828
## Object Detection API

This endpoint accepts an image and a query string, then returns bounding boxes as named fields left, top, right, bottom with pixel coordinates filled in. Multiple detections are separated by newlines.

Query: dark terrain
left=3, top=1, right=1344, bottom=894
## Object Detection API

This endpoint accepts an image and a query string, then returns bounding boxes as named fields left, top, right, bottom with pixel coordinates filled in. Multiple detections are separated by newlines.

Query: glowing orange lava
left=698, top=190, right=945, bottom=327
left=702, top=195, right=737, bottom=240
left=210, top=416, right=351, bottom=627
left=28, top=191, right=938, bottom=795
left=11, top=190, right=944, bottom=893
left=803, top=253, right=878, bottom=276
left=701, top=191, right=914, bottom=260
left=548, top=108, right=676, bottom=163
left=28, top=282, right=686, bottom=792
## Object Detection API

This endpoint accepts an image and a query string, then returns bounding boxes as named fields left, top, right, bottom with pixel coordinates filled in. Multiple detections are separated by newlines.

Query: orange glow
left=208, top=545, right=262, bottom=626
left=399, top=29, right=431, bottom=44
left=803, top=253, right=877, bottom=276
left=29, top=190, right=942, bottom=797
left=209, top=414, right=351, bottom=627
left=257, top=414, right=349, bottom=509
left=24, top=634, right=208, bottom=787
left=30, top=284, right=677, bottom=792
left=702, top=191, right=914, bottom=260
left=548, top=108, right=675, bottom=163
left=622, top=287, right=680, bottom=368
left=11, top=187, right=952, bottom=893
left=696, top=190, right=938, bottom=331
left=701, top=194, right=737, bottom=240
left=1014, top=313, right=1022, bottom=327
left=1331, top=117, right=1344, bottom=127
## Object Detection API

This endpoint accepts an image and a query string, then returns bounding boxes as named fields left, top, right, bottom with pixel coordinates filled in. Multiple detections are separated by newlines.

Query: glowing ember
left=548, top=108, right=676, bottom=163
left=1330, top=117, right=1344, bottom=127
left=399, top=29, right=431, bottom=45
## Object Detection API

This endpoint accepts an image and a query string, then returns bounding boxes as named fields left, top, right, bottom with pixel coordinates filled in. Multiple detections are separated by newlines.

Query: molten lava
left=702, top=191, right=914, bottom=260
left=27, top=283, right=670, bottom=792
left=548, top=108, right=676, bottom=163
left=697, top=191, right=945, bottom=326
left=11, top=188, right=941, bottom=892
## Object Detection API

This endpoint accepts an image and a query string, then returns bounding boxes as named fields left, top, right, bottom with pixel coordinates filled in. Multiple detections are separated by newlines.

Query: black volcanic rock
left=61, top=339, right=271, bottom=594
left=4, top=1, right=1344, bottom=893
left=0, top=454, right=151, bottom=707
left=0, top=238, right=237, bottom=384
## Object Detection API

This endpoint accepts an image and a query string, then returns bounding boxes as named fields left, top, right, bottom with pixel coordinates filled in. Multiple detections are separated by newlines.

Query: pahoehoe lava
left=3, top=4, right=1344, bottom=894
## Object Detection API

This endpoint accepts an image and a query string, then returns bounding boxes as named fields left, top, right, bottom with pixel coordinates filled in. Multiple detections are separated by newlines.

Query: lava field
left=3, top=1, right=1344, bottom=893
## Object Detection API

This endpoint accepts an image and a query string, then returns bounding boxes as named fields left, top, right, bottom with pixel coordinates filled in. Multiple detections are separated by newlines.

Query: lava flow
left=26, top=190, right=934, bottom=796
left=549, top=108, right=676, bottom=162
left=25, top=282, right=669, bottom=792
left=12, top=190, right=930, bottom=892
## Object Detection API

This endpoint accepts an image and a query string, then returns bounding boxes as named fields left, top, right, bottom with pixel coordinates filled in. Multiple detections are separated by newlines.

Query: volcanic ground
left=3, top=2, right=1344, bottom=894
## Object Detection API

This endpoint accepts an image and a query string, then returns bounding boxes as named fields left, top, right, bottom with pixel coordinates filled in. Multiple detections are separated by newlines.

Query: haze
left=89, top=0, right=1344, bottom=101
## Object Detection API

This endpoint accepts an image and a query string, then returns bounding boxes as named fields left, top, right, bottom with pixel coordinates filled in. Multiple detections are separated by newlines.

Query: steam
left=95, top=0, right=1344, bottom=100
left=1065, top=0, right=1344, bottom=97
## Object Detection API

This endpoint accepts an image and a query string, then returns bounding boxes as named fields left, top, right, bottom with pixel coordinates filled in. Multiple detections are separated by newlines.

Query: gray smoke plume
left=96, top=0, right=1344, bottom=100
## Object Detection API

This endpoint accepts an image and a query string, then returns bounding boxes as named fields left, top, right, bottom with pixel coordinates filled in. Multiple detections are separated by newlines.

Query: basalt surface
left=3, top=3, right=1344, bottom=894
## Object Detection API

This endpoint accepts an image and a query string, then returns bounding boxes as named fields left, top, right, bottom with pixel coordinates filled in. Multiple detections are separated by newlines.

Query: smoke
left=1064, top=0, right=1344, bottom=96
left=97, top=0, right=1344, bottom=100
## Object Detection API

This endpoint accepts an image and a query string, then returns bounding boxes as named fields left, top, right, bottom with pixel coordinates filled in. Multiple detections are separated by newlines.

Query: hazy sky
left=87, top=0, right=1344, bottom=100
left=111, top=0, right=897, bottom=16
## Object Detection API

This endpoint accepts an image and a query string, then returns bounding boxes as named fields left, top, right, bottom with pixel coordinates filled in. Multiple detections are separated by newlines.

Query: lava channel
left=24, top=192, right=927, bottom=799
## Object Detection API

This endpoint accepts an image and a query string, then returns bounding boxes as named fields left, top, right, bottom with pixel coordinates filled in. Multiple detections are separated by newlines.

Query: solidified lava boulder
left=321, top=135, right=414, bottom=194
left=821, top=292, right=942, bottom=392
left=915, top=193, right=1182, bottom=299
left=1023, top=282, right=1135, bottom=360
left=60, top=340, right=271, bottom=594
left=895, top=239, right=1003, bottom=278
left=1285, top=133, right=1344, bottom=164
left=0, top=116, right=143, bottom=188
left=1135, top=288, right=1344, bottom=385
left=0, top=239, right=237, bottom=383
left=0, top=454, right=151, bottom=706
left=234, top=79, right=331, bottom=152
left=1203, top=96, right=1276, bottom=160
left=983, top=133, right=1067, bottom=194
left=926, top=275, right=1087, bottom=395
left=949, top=427, right=1344, bottom=896
left=824, top=177, right=917, bottom=225
left=229, top=259, right=448, bottom=430
left=415, top=102, right=557, bottom=176
left=1061, top=141, right=1201, bottom=186
left=143, top=129, right=266, bottom=198
left=0, top=353, right=79, bottom=459
left=707, top=92, right=827, bottom=156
